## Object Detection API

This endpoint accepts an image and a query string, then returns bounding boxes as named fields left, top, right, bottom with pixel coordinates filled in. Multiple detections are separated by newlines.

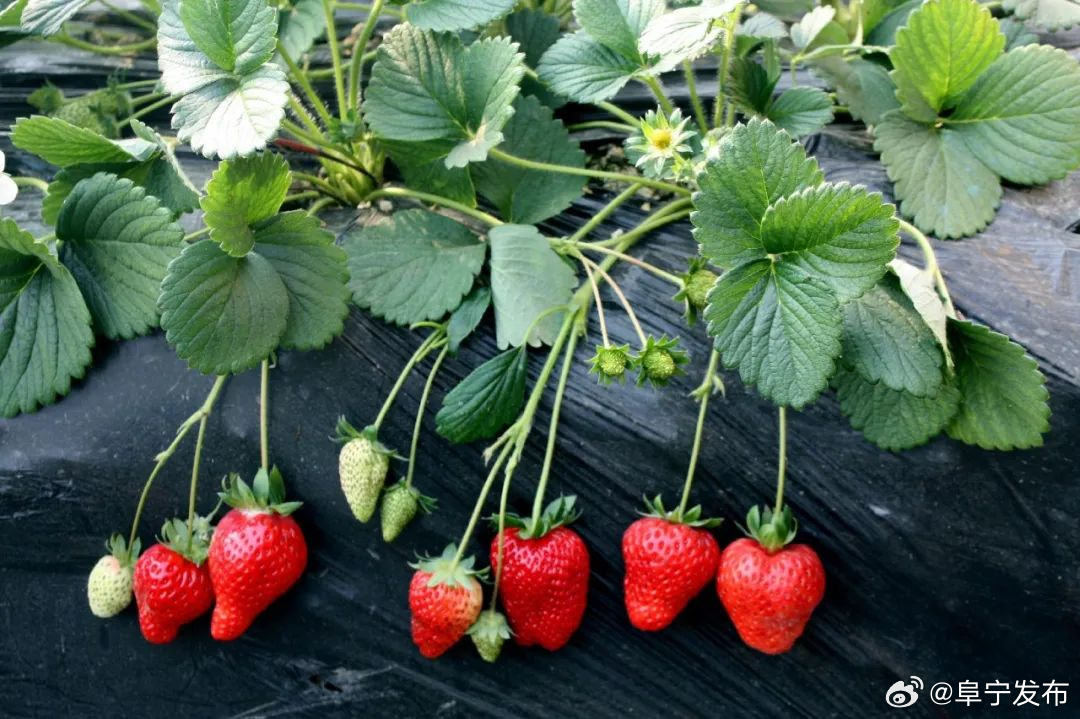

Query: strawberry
left=133, top=518, right=214, bottom=644
left=408, top=544, right=484, bottom=659
left=380, top=480, right=435, bottom=542
left=622, top=496, right=721, bottom=631
left=87, top=534, right=139, bottom=618
left=336, top=417, right=392, bottom=523
left=208, top=468, right=307, bottom=641
left=468, top=609, right=511, bottom=663
left=717, top=506, right=826, bottom=655
left=490, top=496, right=590, bottom=651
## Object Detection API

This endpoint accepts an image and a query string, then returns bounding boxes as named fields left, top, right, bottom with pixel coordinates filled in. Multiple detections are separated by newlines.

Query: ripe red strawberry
left=409, top=544, right=484, bottom=659
left=133, top=518, right=214, bottom=644
left=717, top=505, right=825, bottom=655
left=208, top=468, right=307, bottom=641
left=622, top=496, right=721, bottom=631
left=491, top=496, right=589, bottom=651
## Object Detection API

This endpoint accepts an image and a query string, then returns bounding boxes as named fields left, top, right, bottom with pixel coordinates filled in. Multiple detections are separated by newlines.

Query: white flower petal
left=0, top=174, right=18, bottom=206
left=0, top=149, right=6, bottom=173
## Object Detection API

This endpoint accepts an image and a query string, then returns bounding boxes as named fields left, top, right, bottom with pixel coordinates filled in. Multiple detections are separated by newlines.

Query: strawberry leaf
left=0, top=219, right=94, bottom=417
left=436, top=346, right=527, bottom=443
left=158, top=240, right=290, bottom=374
left=364, top=26, right=525, bottom=169
left=505, top=8, right=565, bottom=106
left=488, top=224, right=577, bottom=348
left=536, top=32, right=639, bottom=104
left=447, top=286, right=491, bottom=354
left=11, top=115, right=155, bottom=167
left=201, top=153, right=291, bottom=257
left=471, top=95, right=586, bottom=225
left=55, top=173, right=185, bottom=340
left=574, top=0, right=664, bottom=63
left=275, top=0, right=323, bottom=61
left=809, top=56, right=899, bottom=125
left=833, top=367, right=960, bottom=451
left=343, top=209, right=486, bottom=326
left=945, top=319, right=1050, bottom=450
left=19, top=0, right=89, bottom=35
left=639, top=1, right=736, bottom=71
left=179, top=0, right=277, bottom=75
left=405, top=0, right=516, bottom=31
left=889, top=258, right=953, bottom=370
left=765, top=86, right=834, bottom=138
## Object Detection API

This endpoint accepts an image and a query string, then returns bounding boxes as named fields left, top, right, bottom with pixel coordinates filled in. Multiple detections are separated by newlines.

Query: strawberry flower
left=0, top=150, right=18, bottom=207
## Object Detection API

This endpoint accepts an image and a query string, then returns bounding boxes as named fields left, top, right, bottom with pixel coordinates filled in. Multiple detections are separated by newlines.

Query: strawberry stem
left=405, top=343, right=449, bottom=490
left=450, top=442, right=514, bottom=571
left=677, top=348, right=721, bottom=517
left=373, top=327, right=445, bottom=432
left=774, top=406, right=788, bottom=515
left=489, top=457, right=514, bottom=611
left=185, top=390, right=213, bottom=549
left=128, top=375, right=227, bottom=551
left=899, top=219, right=956, bottom=317
left=260, top=359, right=271, bottom=471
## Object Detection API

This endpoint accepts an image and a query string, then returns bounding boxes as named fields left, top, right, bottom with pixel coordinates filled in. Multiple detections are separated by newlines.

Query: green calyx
left=335, top=416, right=397, bottom=460
left=504, top=495, right=581, bottom=540
left=380, top=480, right=437, bottom=543
left=219, top=467, right=303, bottom=516
left=410, top=544, right=486, bottom=588
left=588, top=344, right=632, bottom=385
left=468, top=609, right=512, bottom=663
left=105, top=532, right=141, bottom=568
left=743, top=505, right=799, bottom=553
left=640, top=495, right=722, bottom=528
left=674, top=258, right=718, bottom=325
left=159, top=516, right=213, bottom=565
left=633, top=335, right=690, bottom=388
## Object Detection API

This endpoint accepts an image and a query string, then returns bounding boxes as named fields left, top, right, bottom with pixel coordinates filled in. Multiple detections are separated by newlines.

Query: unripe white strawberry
left=336, top=418, right=393, bottom=523
left=87, top=535, right=138, bottom=618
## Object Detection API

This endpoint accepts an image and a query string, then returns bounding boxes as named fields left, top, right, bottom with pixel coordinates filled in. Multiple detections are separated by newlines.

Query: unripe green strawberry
left=87, top=534, right=139, bottom=618
left=336, top=417, right=393, bottom=523
left=634, top=335, right=689, bottom=388
left=683, top=268, right=717, bottom=310
left=589, top=344, right=631, bottom=385
left=380, top=481, right=436, bottom=542
left=468, top=610, right=511, bottom=663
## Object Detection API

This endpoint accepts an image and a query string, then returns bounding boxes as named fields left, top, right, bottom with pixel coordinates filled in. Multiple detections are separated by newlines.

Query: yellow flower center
left=649, top=127, right=673, bottom=151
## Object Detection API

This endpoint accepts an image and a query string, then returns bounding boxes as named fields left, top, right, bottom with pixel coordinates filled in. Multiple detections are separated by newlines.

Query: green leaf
left=946, top=319, right=1050, bottom=450
left=126, top=120, right=202, bottom=218
left=999, top=17, right=1039, bottom=49
left=537, top=32, right=639, bottom=104
left=252, top=211, right=349, bottom=351
left=365, top=26, right=525, bottom=168
left=488, top=224, right=577, bottom=348
left=0, top=218, right=94, bottom=417
left=447, top=286, right=491, bottom=353
left=179, top=0, right=277, bottom=74
left=810, top=56, right=899, bottom=125
left=639, top=0, right=736, bottom=69
left=405, top=0, right=516, bottom=31
left=276, top=0, right=323, bottom=60
left=839, top=274, right=943, bottom=396
left=383, top=140, right=477, bottom=206
left=693, top=118, right=824, bottom=269
left=505, top=8, right=565, bottom=106
left=729, top=57, right=776, bottom=115
left=11, top=115, right=150, bottom=167
left=890, top=0, right=1004, bottom=114
left=574, top=0, right=664, bottom=61
left=472, top=95, right=586, bottom=225
left=833, top=367, right=960, bottom=451
left=55, top=173, right=185, bottom=340
left=201, top=153, right=291, bottom=257
left=343, top=209, right=486, bottom=325
left=158, top=0, right=288, bottom=159
left=704, top=259, right=841, bottom=408
left=947, top=45, right=1080, bottom=185
left=739, top=12, right=786, bottom=40
left=766, top=86, right=834, bottom=137
left=158, top=240, right=290, bottom=374
left=1001, top=0, right=1080, bottom=30
left=436, top=346, right=527, bottom=443
left=873, top=112, right=1000, bottom=239
left=791, top=5, right=835, bottom=49
left=758, top=182, right=898, bottom=301
left=19, top=0, right=89, bottom=35
left=889, top=258, right=953, bottom=370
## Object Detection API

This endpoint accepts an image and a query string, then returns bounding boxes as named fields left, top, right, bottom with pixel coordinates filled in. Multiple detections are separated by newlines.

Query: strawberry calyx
left=742, top=504, right=798, bottom=553
left=639, top=494, right=722, bottom=528
left=632, top=335, right=690, bottom=388
left=334, top=416, right=398, bottom=458
left=467, top=609, right=512, bottom=663
left=218, top=467, right=303, bottom=516
left=673, top=257, right=718, bottom=325
left=504, top=495, right=581, bottom=540
left=158, top=516, right=212, bottom=565
left=410, top=544, right=487, bottom=588
left=105, top=532, right=141, bottom=568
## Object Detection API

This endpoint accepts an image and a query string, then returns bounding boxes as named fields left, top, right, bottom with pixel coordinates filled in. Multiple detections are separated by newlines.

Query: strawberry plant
left=0, top=0, right=1068, bottom=659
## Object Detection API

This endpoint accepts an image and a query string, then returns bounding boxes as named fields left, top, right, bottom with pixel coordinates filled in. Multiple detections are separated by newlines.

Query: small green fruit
left=642, top=347, right=677, bottom=380
left=87, top=534, right=138, bottom=618
left=381, top=482, right=416, bottom=541
left=468, top=610, right=511, bottom=663
left=634, top=335, right=689, bottom=388
left=589, top=344, right=632, bottom=385
left=339, top=436, right=390, bottom=522
left=684, top=268, right=717, bottom=310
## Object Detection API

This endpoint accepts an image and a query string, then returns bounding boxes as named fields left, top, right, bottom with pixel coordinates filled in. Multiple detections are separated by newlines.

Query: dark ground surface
left=1, top=27, right=1079, bottom=719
